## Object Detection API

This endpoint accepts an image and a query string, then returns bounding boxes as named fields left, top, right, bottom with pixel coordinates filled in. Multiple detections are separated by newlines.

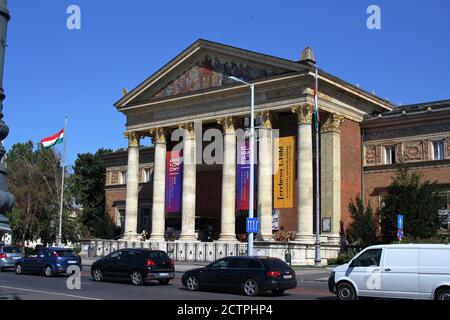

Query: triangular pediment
left=116, top=39, right=306, bottom=107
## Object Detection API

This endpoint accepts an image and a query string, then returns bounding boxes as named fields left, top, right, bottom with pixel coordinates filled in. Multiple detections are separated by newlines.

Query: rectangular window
left=143, top=168, right=151, bottom=183
left=433, top=141, right=444, bottom=160
left=384, top=146, right=396, bottom=164
left=120, top=171, right=127, bottom=185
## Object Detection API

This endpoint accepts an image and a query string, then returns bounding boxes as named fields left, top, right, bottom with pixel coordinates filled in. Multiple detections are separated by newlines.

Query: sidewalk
left=81, top=257, right=331, bottom=282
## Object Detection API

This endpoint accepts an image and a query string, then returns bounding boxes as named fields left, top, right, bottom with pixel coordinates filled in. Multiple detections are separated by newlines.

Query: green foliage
left=327, top=252, right=355, bottom=265
left=380, top=165, right=442, bottom=243
left=6, top=141, right=81, bottom=245
left=399, top=235, right=449, bottom=244
left=347, top=195, right=378, bottom=248
left=70, top=148, right=120, bottom=239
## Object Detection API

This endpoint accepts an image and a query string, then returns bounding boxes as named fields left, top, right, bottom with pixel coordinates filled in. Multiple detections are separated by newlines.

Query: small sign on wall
left=322, top=217, right=332, bottom=233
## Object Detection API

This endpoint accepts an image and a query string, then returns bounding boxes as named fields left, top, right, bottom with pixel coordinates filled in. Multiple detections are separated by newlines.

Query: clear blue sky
left=4, top=0, right=450, bottom=165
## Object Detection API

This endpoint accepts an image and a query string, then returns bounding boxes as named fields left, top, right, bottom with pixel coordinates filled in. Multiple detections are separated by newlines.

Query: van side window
left=352, top=249, right=382, bottom=267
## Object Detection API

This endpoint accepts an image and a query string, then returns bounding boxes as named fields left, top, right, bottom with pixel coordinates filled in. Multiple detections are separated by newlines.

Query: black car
left=182, top=256, right=297, bottom=296
left=91, top=249, right=175, bottom=285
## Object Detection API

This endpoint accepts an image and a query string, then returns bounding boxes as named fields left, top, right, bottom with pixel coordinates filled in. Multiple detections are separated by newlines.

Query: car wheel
left=435, top=287, right=450, bottom=300
left=336, top=282, right=357, bottom=300
left=243, top=278, right=259, bottom=297
left=44, top=265, right=54, bottom=278
left=92, top=268, right=104, bottom=282
left=186, top=275, right=199, bottom=291
left=158, top=279, right=170, bottom=285
left=130, top=271, right=143, bottom=285
left=272, top=289, right=285, bottom=296
left=15, top=264, right=23, bottom=275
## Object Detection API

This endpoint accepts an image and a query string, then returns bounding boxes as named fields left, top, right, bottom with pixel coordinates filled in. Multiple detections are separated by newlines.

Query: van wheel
left=435, top=287, right=450, bottom=300
left=44, top=265, right=54, bottom=278
left=336, top=282, right=357, bottom=300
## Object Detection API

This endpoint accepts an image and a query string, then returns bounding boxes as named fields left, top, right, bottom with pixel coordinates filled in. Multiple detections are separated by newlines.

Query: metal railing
left=80, top=239, right=247, bottom=262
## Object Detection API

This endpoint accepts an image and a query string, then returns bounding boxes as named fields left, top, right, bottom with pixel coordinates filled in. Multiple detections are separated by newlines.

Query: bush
left=347, top=195, right=378, bottom=248
left=327, top=252, right=355, bottom=265
left=397, top=235, right=449, bottom=244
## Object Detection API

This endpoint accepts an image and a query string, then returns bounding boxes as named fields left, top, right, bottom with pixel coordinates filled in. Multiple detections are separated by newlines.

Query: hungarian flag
left=313, top=68, right=320, bottom=129
left=41, top=129, right=64, bottom=149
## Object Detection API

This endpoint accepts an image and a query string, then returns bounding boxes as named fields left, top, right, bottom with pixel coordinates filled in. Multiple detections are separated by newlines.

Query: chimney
left=299, top=47, right=316, bottom=66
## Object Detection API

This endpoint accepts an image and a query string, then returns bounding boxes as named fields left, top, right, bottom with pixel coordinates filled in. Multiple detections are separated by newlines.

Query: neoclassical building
left=111, top=39, right=394, bottom=256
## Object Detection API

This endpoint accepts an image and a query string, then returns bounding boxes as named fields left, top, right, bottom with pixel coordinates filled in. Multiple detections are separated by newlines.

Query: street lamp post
left=0, top=0, right=14, bottom=237
left=228, top=76, right=255, bottom=257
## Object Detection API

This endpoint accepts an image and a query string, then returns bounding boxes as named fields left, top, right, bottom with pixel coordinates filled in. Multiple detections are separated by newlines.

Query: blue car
left=15, top=247, right=82, bottom=277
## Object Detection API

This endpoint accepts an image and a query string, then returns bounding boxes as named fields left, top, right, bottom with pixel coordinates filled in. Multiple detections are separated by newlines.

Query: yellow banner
left=273, top=136, right=295, bottom=209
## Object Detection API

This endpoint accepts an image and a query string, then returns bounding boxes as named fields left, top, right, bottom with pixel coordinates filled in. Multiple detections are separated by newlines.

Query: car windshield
left=53, top=250, right=77, bottom=258
left=2, top=246, right=21, bottom=253
left=265, top=259, right=289, bottom=269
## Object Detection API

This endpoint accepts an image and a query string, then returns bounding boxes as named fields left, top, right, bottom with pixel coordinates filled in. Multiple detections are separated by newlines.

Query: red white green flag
left=40, top=129, right=64, bottom=149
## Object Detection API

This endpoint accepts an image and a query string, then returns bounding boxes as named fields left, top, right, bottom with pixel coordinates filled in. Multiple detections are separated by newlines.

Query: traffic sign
left=397, top=215, right=404, bottom=229
left=246, top=218, right=260, bottom=233
left=397, top=229, right=404, bottom=241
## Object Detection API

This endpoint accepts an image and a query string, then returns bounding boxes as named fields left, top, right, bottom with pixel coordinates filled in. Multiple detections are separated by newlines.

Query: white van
left=328, top=244, right=450, bottom=300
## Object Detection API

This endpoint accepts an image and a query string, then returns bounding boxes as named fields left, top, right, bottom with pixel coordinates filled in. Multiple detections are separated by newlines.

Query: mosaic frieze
left=153, top=54, right=284, bottom=98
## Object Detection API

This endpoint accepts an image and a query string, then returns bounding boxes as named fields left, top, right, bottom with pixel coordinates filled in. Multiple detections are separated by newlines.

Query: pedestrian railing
left=80, top=239, right=247, bottom=262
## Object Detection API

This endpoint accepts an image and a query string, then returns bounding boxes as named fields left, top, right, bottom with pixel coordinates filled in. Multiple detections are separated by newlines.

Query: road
left=0, top=267, right=335, bottom=300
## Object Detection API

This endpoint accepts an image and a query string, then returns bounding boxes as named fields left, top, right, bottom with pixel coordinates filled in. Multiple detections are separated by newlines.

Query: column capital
left=321, top=113, right=344, bottom=134
left=256, top=110, right=272, bottom=129
left=217, top=116, right=235, bottom=134
left=178, top=122, right=195, bottom=139
left=291, top=103, right=314, bottom=124
left=149, top=127, right=167, bottom=144
left=124, top=131, right=140, bottom=147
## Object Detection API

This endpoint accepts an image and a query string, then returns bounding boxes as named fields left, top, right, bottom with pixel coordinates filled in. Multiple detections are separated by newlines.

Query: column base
left=326, top=234, right=341, bottom=245
left=217, top=234, right=237, bottom=241
left=149, top=234, right=165, bottom=241
left=293, top=234, right=315, bottom=244
left=177, top=235, right=199, bottom=242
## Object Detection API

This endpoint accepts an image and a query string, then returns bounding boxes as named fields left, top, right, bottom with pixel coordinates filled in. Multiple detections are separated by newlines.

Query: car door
left=346, top=248, right=383, bottom=298
left=115, top=250, right=139, bottom=278
left=381, top=248, right=419, bottom=299
left=200, top=258, right=231, bottom=289
left=102, top=251, right=122, bottom=278
left=227, top=259, right=249, bottom=289
left=20, top=250, right=38, bottom=272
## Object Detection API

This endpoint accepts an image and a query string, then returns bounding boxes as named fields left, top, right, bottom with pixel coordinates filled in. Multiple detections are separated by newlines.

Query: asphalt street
left=0, top=266, right=335, bottom=300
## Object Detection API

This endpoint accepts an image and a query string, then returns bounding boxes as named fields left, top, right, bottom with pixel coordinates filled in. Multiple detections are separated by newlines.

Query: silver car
left=0, top=245, right=24, bottom=270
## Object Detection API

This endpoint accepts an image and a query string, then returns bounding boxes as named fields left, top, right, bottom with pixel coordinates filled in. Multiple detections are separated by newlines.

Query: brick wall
left=340, top=119, right=362, bottom=231
left=364, top=164, right=450, bottom=212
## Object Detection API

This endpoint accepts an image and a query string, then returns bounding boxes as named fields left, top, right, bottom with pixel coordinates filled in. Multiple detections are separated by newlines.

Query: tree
left=70, top=148, right=119, bottom=239
left=380, top=165, right=442, bottom=243
left=347, top=195, right=378, bottom=248
left=6, top=141, right=80, bottom=245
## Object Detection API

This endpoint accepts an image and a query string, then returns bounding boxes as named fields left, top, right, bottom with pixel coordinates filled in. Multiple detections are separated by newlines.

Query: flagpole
left=314, top=67, right=322, bottom=266
left=57, top=116, right=68, bottom=247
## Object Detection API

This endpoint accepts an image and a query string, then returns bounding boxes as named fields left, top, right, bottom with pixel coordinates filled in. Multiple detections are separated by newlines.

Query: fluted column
left=150, top=128, right=167, bottom=240
left=179, top=122, right=197, bottom=241
left=218, top=116, right=237, bottom=241
left=124, top=132, right=140, bottom=239
left=258, top=111, right=274, bottom=241
left=320, top=113, right=344, bottom=244
left=292, top=104, right=314, bottom=242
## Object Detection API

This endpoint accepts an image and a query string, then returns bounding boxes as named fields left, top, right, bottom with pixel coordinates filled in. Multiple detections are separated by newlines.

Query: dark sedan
left=182, top=256, right=297, bottom=296
left=91, top=249, right=175, bottom=285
